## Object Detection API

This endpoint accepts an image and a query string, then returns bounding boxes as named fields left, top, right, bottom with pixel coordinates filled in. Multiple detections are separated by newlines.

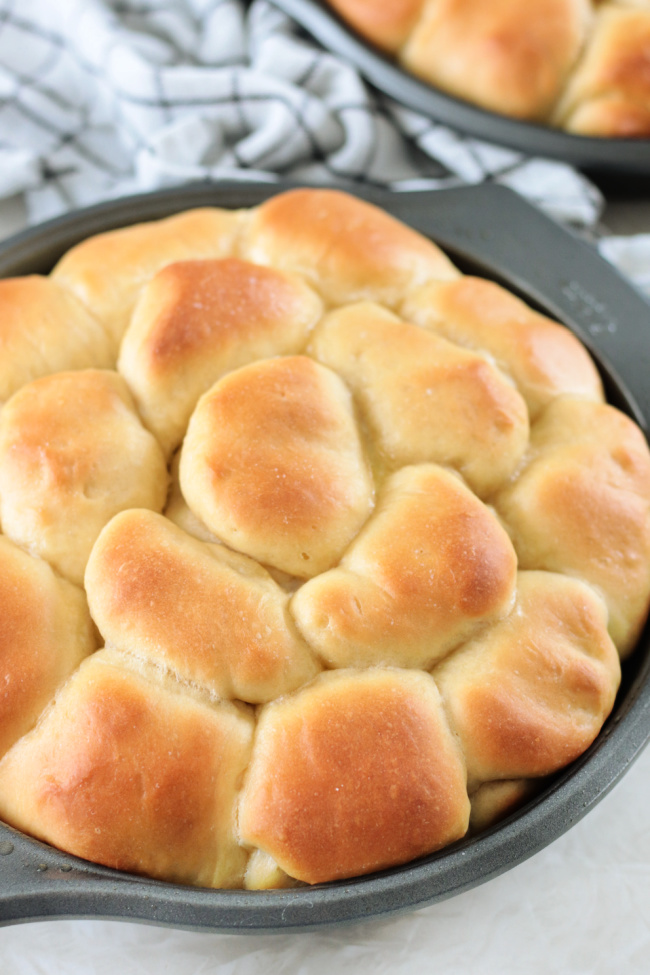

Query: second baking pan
left=270, top=0, right=650, bottom=179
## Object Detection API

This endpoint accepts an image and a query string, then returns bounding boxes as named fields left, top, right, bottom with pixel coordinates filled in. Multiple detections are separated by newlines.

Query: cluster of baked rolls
left=325, top=0, right=650, bottom=136
left=0, top=188, right=648, bottom=890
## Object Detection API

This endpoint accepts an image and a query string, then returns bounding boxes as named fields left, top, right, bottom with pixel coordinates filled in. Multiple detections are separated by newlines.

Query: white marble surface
left=0, top=195, right=648, bottom=975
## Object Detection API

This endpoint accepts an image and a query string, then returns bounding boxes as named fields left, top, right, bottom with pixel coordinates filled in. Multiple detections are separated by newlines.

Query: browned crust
left=495, top=399, right=650, bottom=656
left=180, top=356, right=374, bottom=578
left=52, top=208, right=244, bottom=346
left=291, top=464, right=517, bottom=669
left=401, top=0, right=592, bottom=120
left=85, top=510, right=320, bottom=704
left=0, top=651, right=255, bottom=888
left=327, top=0, right=426, bottom=50
left=119, top=258, right=322, bottom=455
left=242, top=188, right=459, bottom=308
left=435, top=572, right=621, bottom=784
left=238, top=669, right=470, bottom=884
left=401, top=276, right=603, bottom=419
left=0, top=536, right=96, bottom=759
left=0, top=370, right=168, bottom=585
left=557, top=5, right=650, bottom=135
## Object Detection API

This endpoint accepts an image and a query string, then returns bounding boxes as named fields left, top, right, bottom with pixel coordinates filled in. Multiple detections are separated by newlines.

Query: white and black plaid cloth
left=0, top=0, right=647, bottom=289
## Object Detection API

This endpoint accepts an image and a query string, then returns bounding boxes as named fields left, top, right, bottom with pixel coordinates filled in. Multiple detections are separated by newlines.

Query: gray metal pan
left=270, top=0, right=650, bottom=180
left=0, top=181, right=648, bottom=932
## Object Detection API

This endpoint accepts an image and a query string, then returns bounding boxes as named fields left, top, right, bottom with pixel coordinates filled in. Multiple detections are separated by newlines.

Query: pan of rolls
left=0, top=181, right=648, bottom=931
left=271, top=0, right=650, bottom=175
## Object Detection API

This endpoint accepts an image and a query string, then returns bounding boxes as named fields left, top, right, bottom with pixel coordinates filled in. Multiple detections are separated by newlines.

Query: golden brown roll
left=0, top=276, right=114, bottom=404
left=401, top=0, right=592, bottom=120
left=0, top=650, right=254, bottom=887
left=241, top=188, right=459, bottom=309
left=52, top=208, right=244, bottom=348
left=309, top=302, right=529, bottom=494
left=85, top=510, right=321, bottom=704
left=291, top=464, right=517, bottom=669
left=557, top=4, right=650, bottom=135
left=180, top=356, right=374, bottom=578
left=401, top=276, right=604, bottom=420
left=327, top=0, right=426, bottom=50
left=495, top=398, right=650, bottom=656
left=119, top=258, right=322, bottom=456
left=238, top=668, right=470, bottom=885
left=434, top=571, right=621, bottom=785
left=0, top=535, right=96, bottom=759
left=325, top=0, right=650, bottom=136
left=0, top=370, right=168, bottom=585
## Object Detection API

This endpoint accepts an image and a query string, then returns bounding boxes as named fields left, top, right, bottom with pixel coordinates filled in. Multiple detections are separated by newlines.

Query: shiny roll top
left=325, top=0, right=650, bottom=136
left=0, top=188, right=647, bottom=891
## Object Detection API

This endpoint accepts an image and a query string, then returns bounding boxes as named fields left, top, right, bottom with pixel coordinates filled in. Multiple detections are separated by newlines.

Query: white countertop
left=0, top=194, right=648, bottom=975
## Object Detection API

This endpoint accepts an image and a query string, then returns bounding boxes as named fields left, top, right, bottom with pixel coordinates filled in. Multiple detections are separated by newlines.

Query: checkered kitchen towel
left=0, top=0, right=646, bottom=289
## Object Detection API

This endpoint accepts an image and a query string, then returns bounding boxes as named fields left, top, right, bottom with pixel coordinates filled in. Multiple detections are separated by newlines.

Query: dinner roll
left=401, top=276, right=604, bottom=419
left=238, top=668, right=470, bottom=885
left=495, top=398, right=650, bottom=656
left=52, top=207, right=244, bottom=347
left=292, top=464, right=517, bottom=669
left=434, top=572, right=621, bottom=784
left=241, top=188, right=459, bottom=309
left=401, top=0, right=592, bottom=120
left=0, top=650, right=254, bottom=887
left=85, top=510, right=321, bottom=704
left=0, top=370, right=168, bottom=585
left=309, top=301, right=529, bottom=494
left=556, top=4, right=650, bottom=135
left=180, top=356, right=374, bottom=578
left=0, top=535, right=96, bottom=759
left=0, top=276, right=113, bottom=404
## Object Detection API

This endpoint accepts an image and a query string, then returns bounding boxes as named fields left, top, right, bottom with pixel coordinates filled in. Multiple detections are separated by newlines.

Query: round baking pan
left=269, top=0, right=650, bottom=181
left=0, top=180, right=648, bottom=932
